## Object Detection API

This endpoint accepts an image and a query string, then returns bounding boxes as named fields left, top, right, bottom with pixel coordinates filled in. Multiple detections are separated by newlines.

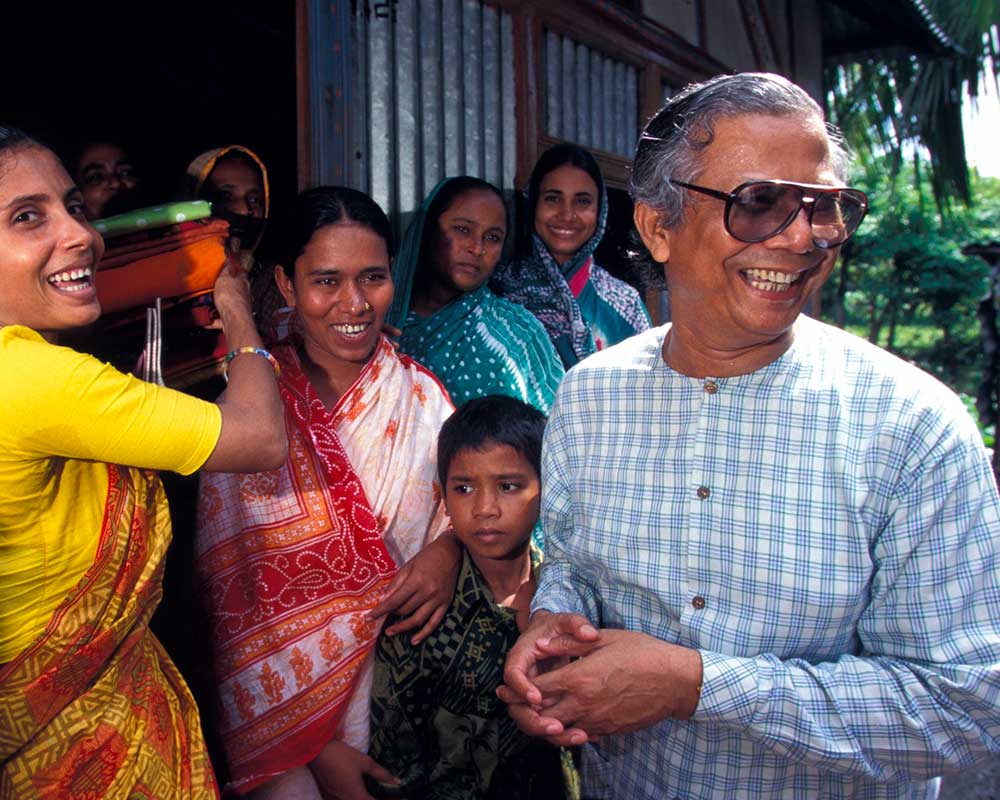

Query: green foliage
left=961, top=392, right=996, bottom=447
left=823, top=161, right=1000, bottom=406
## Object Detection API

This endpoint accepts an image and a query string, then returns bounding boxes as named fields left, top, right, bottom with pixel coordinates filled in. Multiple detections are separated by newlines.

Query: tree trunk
left=833, top=250, right=851, bottom=329
left=869, top=300, right=893, bottom=346
left=970, top=257, right=1000, bottom=485
left=976, top=265, right=1000, bottom=431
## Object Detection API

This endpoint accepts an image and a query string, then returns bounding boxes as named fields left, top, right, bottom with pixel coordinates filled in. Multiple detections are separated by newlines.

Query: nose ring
left=363, top=300, right=372, bottom=313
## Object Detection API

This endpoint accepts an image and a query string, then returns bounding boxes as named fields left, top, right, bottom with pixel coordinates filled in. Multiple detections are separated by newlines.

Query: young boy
left=368, top=395, right=572, bottom=799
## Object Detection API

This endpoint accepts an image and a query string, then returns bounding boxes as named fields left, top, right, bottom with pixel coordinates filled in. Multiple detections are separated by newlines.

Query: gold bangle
left=223, top=347, right=281, bottom=383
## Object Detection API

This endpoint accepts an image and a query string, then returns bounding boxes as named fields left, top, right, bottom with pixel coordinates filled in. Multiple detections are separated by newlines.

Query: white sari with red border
left=196, top=336, right=451, bottom=794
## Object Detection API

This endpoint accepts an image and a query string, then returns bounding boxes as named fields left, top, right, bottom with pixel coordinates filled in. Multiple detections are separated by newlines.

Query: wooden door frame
left=493, top=0, right=726, bottom=190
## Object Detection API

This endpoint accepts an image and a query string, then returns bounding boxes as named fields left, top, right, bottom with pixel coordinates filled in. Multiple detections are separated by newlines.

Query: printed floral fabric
left=389, top=177, right=564, bottom=413
left=196, top=336, right=452, bottom=794
left=400, top=284, right=564, bottom=413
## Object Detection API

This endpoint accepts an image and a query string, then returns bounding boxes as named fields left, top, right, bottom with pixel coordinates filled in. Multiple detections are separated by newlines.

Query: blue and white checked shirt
left=533, top=316, right=1000, bottom=799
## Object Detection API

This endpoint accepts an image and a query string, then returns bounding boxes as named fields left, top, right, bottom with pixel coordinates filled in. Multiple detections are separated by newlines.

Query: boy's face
left=444, top=443, right=540, bottom=562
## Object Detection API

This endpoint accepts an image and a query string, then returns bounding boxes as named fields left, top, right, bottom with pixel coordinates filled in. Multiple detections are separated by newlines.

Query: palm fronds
left=825, top=1, right=999, bottom=206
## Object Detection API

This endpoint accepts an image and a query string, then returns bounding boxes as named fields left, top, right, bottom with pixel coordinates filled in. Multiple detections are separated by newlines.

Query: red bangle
left=223, top=347, right=280, bottom=382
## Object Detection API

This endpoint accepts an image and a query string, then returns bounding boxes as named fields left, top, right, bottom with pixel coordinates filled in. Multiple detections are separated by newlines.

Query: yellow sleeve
left=1, top=326, right=221, bottom=475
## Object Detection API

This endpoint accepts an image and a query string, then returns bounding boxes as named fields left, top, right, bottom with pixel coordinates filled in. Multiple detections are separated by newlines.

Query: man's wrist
left=674, top=647, right=704, bottom=719
left=689, top=650, right=762, bottom=725
left=651, top=639, right=704, bottom=721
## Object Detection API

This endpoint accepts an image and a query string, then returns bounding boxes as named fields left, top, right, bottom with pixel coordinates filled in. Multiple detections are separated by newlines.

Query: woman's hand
left=209, top=250, right=253, bottom=325
left=368, top=530, right=462, bottom=644
left=309, top=739, right=399, bottom=800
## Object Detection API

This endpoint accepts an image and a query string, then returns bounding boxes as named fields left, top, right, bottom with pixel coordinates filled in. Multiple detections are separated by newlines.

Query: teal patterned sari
left=390, top=179, right=564, bottom=413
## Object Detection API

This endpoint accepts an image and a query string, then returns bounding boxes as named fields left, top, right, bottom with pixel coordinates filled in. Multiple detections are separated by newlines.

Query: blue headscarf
left=490, top=144, right=609, bottom=367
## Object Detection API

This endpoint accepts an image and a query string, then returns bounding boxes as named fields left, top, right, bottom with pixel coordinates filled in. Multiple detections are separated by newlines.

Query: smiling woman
left=195, top=186, right=459, bottom=799
left=492, top=144, right=651, bottom=368
left=0, top=143, right=105, bottom=336
left=0, top=125, right=286, bottom=800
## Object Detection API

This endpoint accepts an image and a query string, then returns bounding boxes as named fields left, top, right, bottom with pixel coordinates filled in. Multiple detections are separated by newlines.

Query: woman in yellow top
left=0, top=124, right=287, bottom=799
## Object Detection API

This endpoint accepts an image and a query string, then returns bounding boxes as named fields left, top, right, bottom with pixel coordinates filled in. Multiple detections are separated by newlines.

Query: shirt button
left=696, top=486, right=710, bottom=500
left=703, top=380, right=718, bottom=394
left=692, top=596, right=706, bottom=610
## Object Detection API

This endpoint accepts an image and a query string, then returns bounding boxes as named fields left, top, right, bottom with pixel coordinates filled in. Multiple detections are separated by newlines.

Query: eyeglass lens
left=729, top=183, right=866, bottom=247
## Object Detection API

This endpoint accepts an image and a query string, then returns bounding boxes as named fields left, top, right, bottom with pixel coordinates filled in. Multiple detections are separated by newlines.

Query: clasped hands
left=496, top=611, right=704, bottom=747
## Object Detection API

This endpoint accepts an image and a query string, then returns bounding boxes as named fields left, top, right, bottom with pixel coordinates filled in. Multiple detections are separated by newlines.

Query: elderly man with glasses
left=499, top=72, right=1000, bottom=799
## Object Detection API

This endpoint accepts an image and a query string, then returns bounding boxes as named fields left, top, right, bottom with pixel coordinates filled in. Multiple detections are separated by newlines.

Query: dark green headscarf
left=389, top=178, right=564, bottom=412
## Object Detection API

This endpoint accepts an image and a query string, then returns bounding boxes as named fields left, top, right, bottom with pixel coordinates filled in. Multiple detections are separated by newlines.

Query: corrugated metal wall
left=543, top=30, right=639, bottom=158
left=305, top=0, right=353, bottom=187
left=351, top=0, right=516, bottom=232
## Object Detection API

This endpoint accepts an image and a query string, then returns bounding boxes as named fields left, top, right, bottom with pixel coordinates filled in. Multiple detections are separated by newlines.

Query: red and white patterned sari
left=195, top=336, right=451, bottom=794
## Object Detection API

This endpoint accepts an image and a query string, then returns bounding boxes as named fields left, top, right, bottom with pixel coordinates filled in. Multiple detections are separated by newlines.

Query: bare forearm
left=215, top=294, right=264, bottom=350
left=201, top=280, right=286, bottom=472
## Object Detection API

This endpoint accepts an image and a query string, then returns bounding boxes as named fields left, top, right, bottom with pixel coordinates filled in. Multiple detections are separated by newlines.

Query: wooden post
left=512, top=8, right=541, bottom=191
left=295, top=0, right=313, bottom=191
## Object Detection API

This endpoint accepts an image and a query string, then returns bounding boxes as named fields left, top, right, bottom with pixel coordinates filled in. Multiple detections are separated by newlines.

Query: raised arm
left=3, top=258, right=284, bottom=477
left=200, top=263, right=286, bottom=472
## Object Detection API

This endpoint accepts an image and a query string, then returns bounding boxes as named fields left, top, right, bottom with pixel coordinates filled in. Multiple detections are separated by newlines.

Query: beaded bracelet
left=223, top=347, right=281, bottom=383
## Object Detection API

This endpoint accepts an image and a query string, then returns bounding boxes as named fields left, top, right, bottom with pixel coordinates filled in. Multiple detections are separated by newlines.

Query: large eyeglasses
left=670, top=179, right=869, bottom=249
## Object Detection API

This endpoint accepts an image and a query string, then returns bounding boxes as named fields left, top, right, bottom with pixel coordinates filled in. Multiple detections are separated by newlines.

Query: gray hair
left=629, top=72, right=851, bottom=230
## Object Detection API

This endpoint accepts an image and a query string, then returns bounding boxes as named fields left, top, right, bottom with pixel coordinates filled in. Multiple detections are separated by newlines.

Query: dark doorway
left=5, top=1, right=298, bottom=216
left=596, top=186, right=645, bottom=291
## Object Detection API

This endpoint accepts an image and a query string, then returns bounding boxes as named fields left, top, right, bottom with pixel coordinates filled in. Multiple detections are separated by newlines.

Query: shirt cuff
left=530, top=586, right=593, bottom=621
left=693, top=650, right=767, bottom=726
